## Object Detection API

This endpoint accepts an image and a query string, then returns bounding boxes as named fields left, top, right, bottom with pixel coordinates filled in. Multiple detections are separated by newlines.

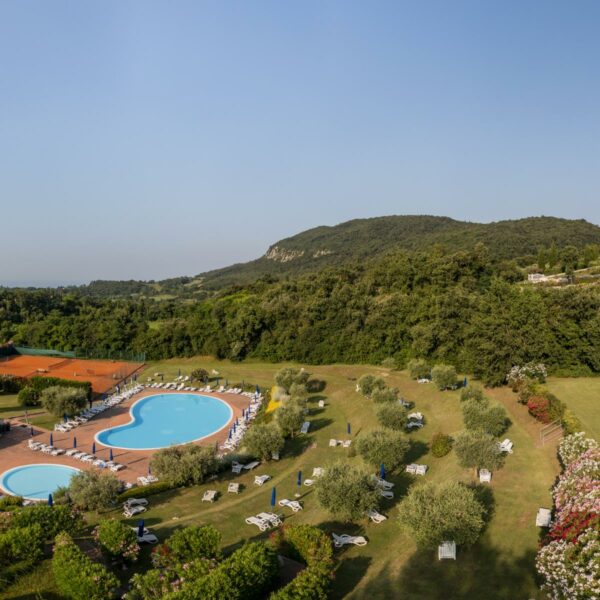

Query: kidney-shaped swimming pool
left=95, top=393, right=233, bottom=450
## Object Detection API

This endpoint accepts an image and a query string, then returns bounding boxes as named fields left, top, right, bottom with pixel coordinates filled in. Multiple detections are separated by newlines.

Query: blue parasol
left=380, top=463, right=386, bottom=480
left=297, top=470, right=302, bottom=487
left=49, top=433, right=53, bottom=446
left=109, top=448, right=113, bottom=461
left=347, top=422, right=351, bottom=435
left=48, top=493, right=53, bottom=507
left=137, top=519, right=145, bottom=538
left=92, top=442, right=96, bottom=455
left=73, top=436, right=77, bottom=449
left=271, top=486, right=276, bottom=507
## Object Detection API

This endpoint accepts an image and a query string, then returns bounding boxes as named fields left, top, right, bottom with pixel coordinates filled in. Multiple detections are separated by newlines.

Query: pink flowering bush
left=95, top=519, right=139, bottom=563
left=536, top=528, right=600, bottom=599
left=558, top=432, right=598, bottom=468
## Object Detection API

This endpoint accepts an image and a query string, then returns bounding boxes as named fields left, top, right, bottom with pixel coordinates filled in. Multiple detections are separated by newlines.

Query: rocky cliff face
left=264, top=245, right=333, bottom=262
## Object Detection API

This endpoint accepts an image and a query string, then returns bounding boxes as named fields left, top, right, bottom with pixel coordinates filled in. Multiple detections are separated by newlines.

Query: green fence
left=14, top=346, right=145, bottom=363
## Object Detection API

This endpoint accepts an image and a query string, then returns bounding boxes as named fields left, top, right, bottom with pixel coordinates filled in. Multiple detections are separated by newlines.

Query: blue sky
left=1, top=1, right=599, bottom=285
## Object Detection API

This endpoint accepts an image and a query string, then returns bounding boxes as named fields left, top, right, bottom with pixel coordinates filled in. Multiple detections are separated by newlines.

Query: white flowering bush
left=558, top=432, right=598, bottom=467
left=536, top=527, right=600, bottom=599
left=506, top=362, right=547, bottom=387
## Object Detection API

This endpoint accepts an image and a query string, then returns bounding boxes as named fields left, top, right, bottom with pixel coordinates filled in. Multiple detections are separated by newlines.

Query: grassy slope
left=546, top=376, right=600, bottom=441
left=2, top=359, right=568, bottom=599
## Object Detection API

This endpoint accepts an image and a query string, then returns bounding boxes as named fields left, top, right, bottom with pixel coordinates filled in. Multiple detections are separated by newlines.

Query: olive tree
left=316, top=462, right=380, bottom=521
left=454, top=430, right=505, bottom=473
left=398, top=481, right=486, bottom=547
left=191, top=368, right=209, bottom=383
left=371, top=387, right=398, bottom=403
left=68, top=470, right=121, bottom=510
left=408, top=359, right=431, bottom=380
left=41, top=386, right=87, bottom=417
left=460, top=386, right=486, bottom=404
left=462, top=399, right=509, bottom=436
left=274, top=368, right=309, bottom=394
left=275, top=400, right=305, bottom=438
left=431, top=364, right=457, bottom=390
left=357, top=374, right=386, bottom=397
left=243, top=423, right=285, bottom=461
left=356, top=429, right=410, bottom=472
left=150, top=444, right=217, bottom=487
left=376, top=403, right=408, bottom=431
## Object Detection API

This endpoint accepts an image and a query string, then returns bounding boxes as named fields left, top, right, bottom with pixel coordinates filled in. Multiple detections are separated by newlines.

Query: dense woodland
left=2, top=241, right=600, bottom=385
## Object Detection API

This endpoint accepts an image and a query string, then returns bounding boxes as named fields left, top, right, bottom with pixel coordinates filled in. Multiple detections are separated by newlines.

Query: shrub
left=558, top=432, right=598, bottom=467
left=407, top=359, right=430, bottom=380
left=0, top=524, right=45, bottom=566
left=371, top=387, right=399, bottom=403
left=275, top=400, right=305, bottom=438
left=462, top=399, right=509, bottom=436
left=117, top=481, right=173, bottom=502
left=68, top=470, right=121, bottom=510
left=40, top=386, right=87, bottom=417
left=356, top=374, right=386, bottom=397
left=166, top=525, right=222, bottom=562
left=0, top=495, right=23, bottom=511
left=454, top=430, right=505, bottom=473
left=244, top=423, right=285, bottom=461
left=430, top=433, right=453, bottom=457
left=191, top=368, right=209, bottom=382
left=17, top=386, right=39, bottom=407
left=96, top=519, right=139, bottom=563
left=398, top=481, right=486, bottom=548
left=431, top=364, right=457, bottom=390
left=527, top=395, right=551, bottom=423
left=316, top=462, right=380, bottom=521
left=356, top=429, right=410, bottom=472
left=460, top=386, right=485, bottom=403
left=376, top=403, right=408, bottom=431
left=506, top=363, right=547, bottom=388
left=561, top=409, right=582, bottom=436
left=381, top=357, right=398, bottom=370
left=150, top=444, right=217, bottom=487
left=53, top=532, right=118, bottom=600
left=10, top=504, right=81, bottom=539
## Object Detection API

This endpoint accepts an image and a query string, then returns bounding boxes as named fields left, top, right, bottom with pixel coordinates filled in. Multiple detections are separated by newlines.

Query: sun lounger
left=367, top=509, right=387, bottom=523
left=231, top=461, right=243, bottom=474
left=123, top=505, right=146, bottom=518
left=300, top=421, right=311, bottom=434
left=332, top=533, right=368, bottom=548
left=438, top=541, right=456, bottom=560
left=245, top=516, right=270, bottom=531
left=342, top=440, right=352, bottom=448
left=137, top=533, right=159, bottom=544
left=312, top=467, right=324, bottom=477
left=498, top=439, right=514, bottom=453
left=379, top=489, right=394, bottom=499
left=243, top=461, right=260, bottom=471
left=110, top=464, right=125, bottom=472
left=329, top=439, right=339, bottom=447
left=124, top=498, right=148, bottom=508
left=279, top=499, right=302, bottom=512
left=228, top=483, right=240, bottom=494
left=202, top=490, right=218, bottom=503
left=303, top=479, right=315, bottom=486
left=406, top=421, right=424, bottom=430
left=372, top=475, right=394, bottom=490
left=479, top=469, right=491, bottom=483
left=65, top=448, right=78, bottom=456
left=254, top=474, right=271, bottom=486
left=257, top=512, right=282, bottom=527
left=536, top=508, right=552, bottom=527
left=318, top=400, right=325, bottom=408
left=51, top=448, right=65, bottom=456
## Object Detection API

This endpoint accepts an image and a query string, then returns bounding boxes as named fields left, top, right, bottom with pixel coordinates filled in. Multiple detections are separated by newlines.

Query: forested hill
left=196, top=215, right=600, bottom=290
left=75, top=215, right=600, bottom=297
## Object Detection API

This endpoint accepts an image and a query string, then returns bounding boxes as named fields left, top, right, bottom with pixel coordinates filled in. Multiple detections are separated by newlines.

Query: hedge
left=117, top=481, right=174, bottom=502
left=29, top=376, right=92, bottom=401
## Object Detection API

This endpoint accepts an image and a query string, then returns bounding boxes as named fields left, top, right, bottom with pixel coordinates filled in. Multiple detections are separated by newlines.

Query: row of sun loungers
left=329, top=439, right=352, bottom=447
left=137, top=475, right=159, bottom=486
left=231, top=460, right=260, bottom=474
left=406, top=411, right=424, bottom=430
left=245, top=512, right=283, bottom=531
left=405, top=463, right=428, bottom=476
left=220, top=395, right=264, bottom=452
left=27, top=439, right=125, bottom=471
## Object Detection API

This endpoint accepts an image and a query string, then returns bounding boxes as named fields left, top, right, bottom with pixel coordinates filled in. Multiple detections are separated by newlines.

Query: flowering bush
left=536, top=527, right=600, bottom=599
left=558, top=432, right=598, bottom=467
left=527, top=395, right=551, bottom=423
left=506, top=363, right=547, bottom=388
left=95, top=519, right=139, bottom=563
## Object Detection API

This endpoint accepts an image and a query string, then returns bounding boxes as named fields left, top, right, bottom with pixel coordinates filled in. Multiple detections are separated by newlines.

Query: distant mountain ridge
left=77, top=215, right=600, bottom=296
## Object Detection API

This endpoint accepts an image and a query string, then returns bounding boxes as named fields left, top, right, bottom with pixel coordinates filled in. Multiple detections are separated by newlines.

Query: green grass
left=546, top=376, right=600, bottom=441
left=0, top=393, right=59, bottom=431
left=0, top=394, right=23, bottom=418
left=0, top=559, right=62, bottom=600
left=3, top=358, right=563, bottom=599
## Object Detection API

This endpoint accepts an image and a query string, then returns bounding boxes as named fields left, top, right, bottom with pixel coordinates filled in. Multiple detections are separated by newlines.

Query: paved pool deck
left=0, top=389, right=251, bottom=486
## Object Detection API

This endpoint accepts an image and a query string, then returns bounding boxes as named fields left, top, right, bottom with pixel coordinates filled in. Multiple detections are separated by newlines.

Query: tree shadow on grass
left=405, top=439, right=429, bottom=463
left=354, top=542, right=541, bottom=600
left=307, top=417, right=334, bottom=433
left=466, top=483, right=496, bottom=527
left=284, top=434, right=316, bottom=457
left=307, top=379, right=327, bottom=393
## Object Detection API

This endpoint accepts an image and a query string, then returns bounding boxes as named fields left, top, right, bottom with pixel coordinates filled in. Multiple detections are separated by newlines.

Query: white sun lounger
left=329, top=439, right=339, bottom=447
left=243, top=461, right=260, bottom=471
left=367, top=509, right=387, bottom=524
left=342, top=440, right=352, bottom=448
left=498, top=439, right=514, bottom=453
left=254, top=474, right=271, bottom=486
left=279, top=499, right=302, bottom=512
left=536, top=508, right=552, bottom=527
left=438, top=541, right=456, bottom=560
left=372, top=475, right=394, bottom=490
left=332, top=533, right=368, bottom=548
left=379, top=489, right=394, bottom=499
left=300, top=421, right=311, bottom=434
left=303, top=479, right=315, bottom=486
left=228, top=482, right=240, bottom=494
left=479, top=469, right=492, bottom=483
left=245, top=516, right=270, bottom=531
left=258, top=512, right=282, bottom=527
left=202, top=490, right=218, bottom=503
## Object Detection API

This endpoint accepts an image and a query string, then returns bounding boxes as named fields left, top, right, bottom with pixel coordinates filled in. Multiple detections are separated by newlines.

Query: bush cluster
left=150, top=444, right=217, bottom=487
left=430, top=433, right=453, bottom=457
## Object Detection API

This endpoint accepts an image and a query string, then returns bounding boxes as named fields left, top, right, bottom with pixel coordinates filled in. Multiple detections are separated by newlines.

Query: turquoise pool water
left=1, top=464, right=80, bottom=500
left=95, top=393, right=233, bottom=450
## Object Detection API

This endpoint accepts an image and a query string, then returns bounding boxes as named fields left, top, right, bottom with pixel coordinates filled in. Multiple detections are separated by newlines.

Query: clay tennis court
left=0, top=355, right=144, bottom=395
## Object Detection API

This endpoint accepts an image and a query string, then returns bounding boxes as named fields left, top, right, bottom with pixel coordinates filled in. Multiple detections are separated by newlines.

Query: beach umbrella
left=49, top=433, right=53, bottom=446
left=92, top=442, right=96, bottom=455
left=228, top=429, right=232, bottom=440
left=215, top=440, right=219, bottom=451
left=73, top=436, right=77, bottom=449
left=270, top=487, right=276, bottom=508
left=47, top=493, right=53, bottom=507
left=463, top=376, right=468, bottom=387
left=148, top=466, right=152, bottom=476
left=161, top=374, right=164, bottom=381
left=89, top=399, right=93, bottom=409
left=63, top=414, right=68, bottom=423
left=297, top=470, right=302, bottom=487
left=380, top=463, right=386, bottom=480
left=178, top=369, right=181, bottom=377
left=30, top=427, right=34, bottom=437
left=347, top=422, right=351, bottom=435
left=233, top=422, right=237, bottom=433
left=256, top=385, right=260, bottom=394
left=137, top=519, right=145, bottom=538
left=109, top=448, right=113, bottom=461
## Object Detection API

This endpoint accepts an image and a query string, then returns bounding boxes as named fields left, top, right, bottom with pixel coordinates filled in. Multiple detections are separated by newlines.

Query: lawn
left=0, top=394, right=23, bottom=419
left=546, top=376, right=600, bottom=441
left=2, top=358, right=563, bottom=599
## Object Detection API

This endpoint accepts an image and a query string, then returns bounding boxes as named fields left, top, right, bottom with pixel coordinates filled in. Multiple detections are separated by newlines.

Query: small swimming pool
left=0, top=464, right=80, bottom=500
left=95, top=393, right=233, bottom=450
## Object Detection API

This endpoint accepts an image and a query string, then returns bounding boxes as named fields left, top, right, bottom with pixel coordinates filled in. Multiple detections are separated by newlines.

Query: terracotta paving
left=0, top=389, right=251, bottom=485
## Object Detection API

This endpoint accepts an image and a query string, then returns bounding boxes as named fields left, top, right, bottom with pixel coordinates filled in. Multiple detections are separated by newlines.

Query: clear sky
left=2, top=1, right=599, bottom=285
